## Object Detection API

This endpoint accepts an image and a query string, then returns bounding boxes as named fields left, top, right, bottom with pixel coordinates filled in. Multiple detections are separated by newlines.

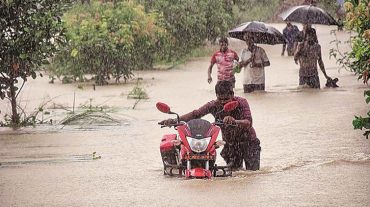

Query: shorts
left=243, top=84, right=265, bottom=93
left=299, top=75, right=320, bottom=88
left=287, top=42, right=297, bottom=56
left=218, top=77, right=236, bottom=88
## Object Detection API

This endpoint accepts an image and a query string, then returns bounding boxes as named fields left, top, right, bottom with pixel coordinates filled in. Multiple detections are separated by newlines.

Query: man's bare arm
left=318, top=47, right=329, bottom=79
left=235, top=119, right=252, bottom=129
left=223, top=116, right=252, bottom=129
left=208, top=63, right=214, bottom=83
left=294, top=43, right=303, bottom=64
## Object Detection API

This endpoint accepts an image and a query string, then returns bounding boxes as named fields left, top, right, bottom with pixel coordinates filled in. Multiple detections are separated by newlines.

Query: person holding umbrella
left=279, top=3, right=339, bottom=88
left=297, top=23, right=318, bottom=43
left=279, top=2, right=338, bottom=43
left=207, top=37, right=239, bottom=88
left=294, top=28, right=332, bottom=88
left=238, top=33, right=270, bottom=93
left=228, top=21, right=284, bottom=92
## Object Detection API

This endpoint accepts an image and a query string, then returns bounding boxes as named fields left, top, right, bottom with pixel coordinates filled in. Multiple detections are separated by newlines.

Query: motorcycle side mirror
left=223, top=101, right=239, bottom=112
left=156, top=102, right=171, bottom=114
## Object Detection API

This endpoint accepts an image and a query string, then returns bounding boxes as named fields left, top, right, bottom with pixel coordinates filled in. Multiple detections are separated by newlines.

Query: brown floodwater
left=1, top=24, right=370, bottom=207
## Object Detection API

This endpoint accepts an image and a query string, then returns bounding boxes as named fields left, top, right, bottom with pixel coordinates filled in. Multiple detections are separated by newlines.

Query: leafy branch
left=352, top=90, right=370, bottom=139
left=330, top=1, right=370, bottom=139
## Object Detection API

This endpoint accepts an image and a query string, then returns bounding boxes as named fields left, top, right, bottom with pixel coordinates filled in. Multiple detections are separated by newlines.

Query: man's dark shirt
left=184, top=96, right=257, bottom=143
left=283, top=25, right=299, bottom=46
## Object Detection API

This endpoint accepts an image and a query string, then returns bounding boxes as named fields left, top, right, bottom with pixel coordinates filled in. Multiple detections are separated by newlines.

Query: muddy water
left=1, top=24, right=370, bottom=207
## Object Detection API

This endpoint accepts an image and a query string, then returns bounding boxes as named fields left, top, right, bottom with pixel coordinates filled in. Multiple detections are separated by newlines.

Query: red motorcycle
left=157, top=101, right=238, bottom=179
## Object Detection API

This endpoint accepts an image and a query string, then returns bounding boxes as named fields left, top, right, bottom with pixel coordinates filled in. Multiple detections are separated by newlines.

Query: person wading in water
left=159, top=81, right=261, bottom=170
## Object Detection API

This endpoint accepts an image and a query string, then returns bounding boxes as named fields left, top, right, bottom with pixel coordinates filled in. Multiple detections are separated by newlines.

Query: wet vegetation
left=49, top=0, right=296, bottom=86
left=2, top=0, right=367, bottom=132
left=330, top=0, right=370, bottom=139
left=347, top=0, right=370, bottom=139
left=127, top=78, right=148, bottom=109
left=0, top=0, right=73, bottom=127
left=60, top=97, right=120, bottom=126
left=60, top=110, right=119, bottom=126
left=1, top=0, right=284, bottom=127
left=49, top=1, right=168, bottom=86
left=48, top=0, right=236, bottom=84
left=0, top=99, right=54, bottom=127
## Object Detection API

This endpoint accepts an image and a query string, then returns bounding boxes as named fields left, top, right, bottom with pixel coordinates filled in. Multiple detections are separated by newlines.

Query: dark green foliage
left=50, top=0, right=282, bottom=82
left=136, top=0, right=234, bottom=60
left=50, top=1, right=168, bottom=85
left=345, top=1, right=370, bottom=139
left=0, top=0, right=72, bottom=126
left=346, top=2, right=370, bottom=84
left=352, top=90, right=370, bottom=139
left=330, top=0, right=370, bottom=139
left=205, top=0, right=234, bottom=43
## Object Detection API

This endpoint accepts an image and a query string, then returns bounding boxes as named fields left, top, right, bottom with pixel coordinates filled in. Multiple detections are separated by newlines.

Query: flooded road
left=1, top=24, right=370, bottom=206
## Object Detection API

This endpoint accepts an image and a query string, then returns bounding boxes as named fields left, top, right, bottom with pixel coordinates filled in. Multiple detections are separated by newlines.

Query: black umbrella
left=279, top=4, right=337, bottom=25
left=228, top=21, right=285, bottom=45
left=266, top=26, right=286, bottom=44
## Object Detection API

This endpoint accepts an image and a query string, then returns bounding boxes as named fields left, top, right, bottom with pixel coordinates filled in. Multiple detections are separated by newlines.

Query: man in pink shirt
left=208, top=37, right=239, bottom=88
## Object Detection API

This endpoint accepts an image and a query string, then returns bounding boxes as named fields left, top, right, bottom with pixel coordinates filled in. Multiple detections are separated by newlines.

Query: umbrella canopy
left=266, top=26, right=286, bottom=44
left=279, top=4, right=337, bottom=25
left=228, top=21, right=285, bottom=45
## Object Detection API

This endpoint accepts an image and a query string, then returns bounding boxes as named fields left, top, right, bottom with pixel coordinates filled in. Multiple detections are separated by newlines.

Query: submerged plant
left=127, top=78, right=149, bottom=109
left=0, top=0, right=73, bottom=127
left=92, top=152, right=101, bottom=160
left=60, top=109, right=119, bottom=126
left=0, top=98, right=54, bottom=127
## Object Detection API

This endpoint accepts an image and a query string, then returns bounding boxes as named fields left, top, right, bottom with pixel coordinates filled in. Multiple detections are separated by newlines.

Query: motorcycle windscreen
left=186, top=119, right=212, bottom=138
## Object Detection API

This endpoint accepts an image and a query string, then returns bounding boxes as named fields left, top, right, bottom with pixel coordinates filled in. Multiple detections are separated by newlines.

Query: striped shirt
left=211, top=49, right=239, bottom=81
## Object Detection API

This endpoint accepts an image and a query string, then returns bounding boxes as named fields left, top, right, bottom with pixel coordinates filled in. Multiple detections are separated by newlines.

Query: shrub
left=50, top=1, right=168, bottom=85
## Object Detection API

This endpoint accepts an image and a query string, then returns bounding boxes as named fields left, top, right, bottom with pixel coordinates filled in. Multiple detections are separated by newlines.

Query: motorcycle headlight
left=186, top=137, right=211, bottom=153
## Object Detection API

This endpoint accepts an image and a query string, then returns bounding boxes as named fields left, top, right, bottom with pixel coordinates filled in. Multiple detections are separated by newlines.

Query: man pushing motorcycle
left=159, top=80, right=261, bottom=171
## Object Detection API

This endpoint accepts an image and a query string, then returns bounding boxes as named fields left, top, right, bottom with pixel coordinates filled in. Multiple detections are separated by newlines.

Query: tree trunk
left=10, top=81, right=19, bottom=126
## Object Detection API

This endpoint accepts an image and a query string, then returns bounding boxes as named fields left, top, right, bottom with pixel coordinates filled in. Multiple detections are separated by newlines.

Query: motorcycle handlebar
left=159, top=121, right=236, bottom=128
left=159, top=123, right=183, bottom=128
left=214, top=121, right=237, bottom=127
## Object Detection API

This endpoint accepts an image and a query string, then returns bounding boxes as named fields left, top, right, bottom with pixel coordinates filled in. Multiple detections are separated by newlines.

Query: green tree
left=0, top=0, right=72, bottom=126
left=136, top=0, right=234, bottom=60
left=50, top=1, right=168, bottom=85
left=339, top=0, right=370, bottom=138
left=205, top=0, right=234, bottom=43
